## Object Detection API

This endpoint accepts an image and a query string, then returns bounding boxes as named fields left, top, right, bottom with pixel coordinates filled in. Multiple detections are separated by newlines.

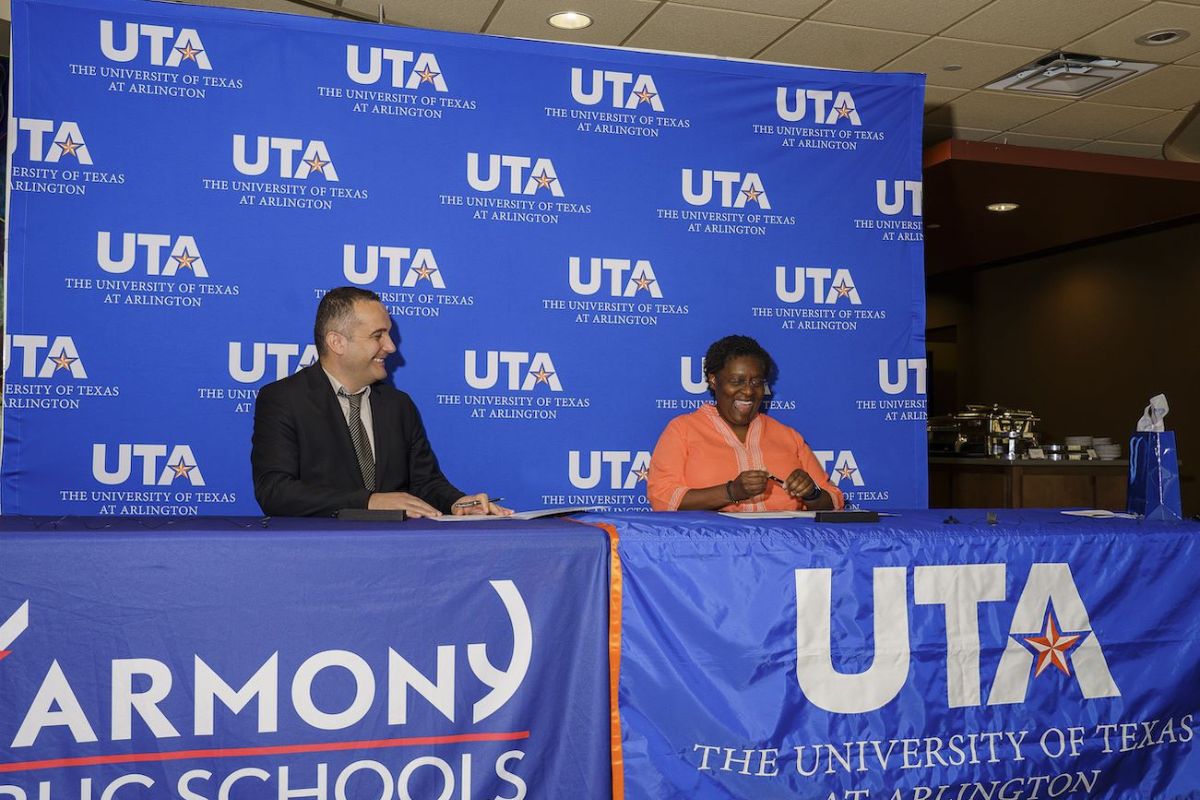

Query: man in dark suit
left=251, top=286, right=507, bottom=518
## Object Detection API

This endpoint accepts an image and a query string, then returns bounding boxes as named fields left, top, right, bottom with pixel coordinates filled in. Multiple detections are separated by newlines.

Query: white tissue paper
left=1136, top=393, right=1169, bottom=432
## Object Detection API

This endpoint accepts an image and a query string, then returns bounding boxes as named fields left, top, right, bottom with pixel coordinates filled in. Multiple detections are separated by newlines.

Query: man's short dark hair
left=314, top=286, right=381, bottom=355
left=704, top=335, right=777, bottom=394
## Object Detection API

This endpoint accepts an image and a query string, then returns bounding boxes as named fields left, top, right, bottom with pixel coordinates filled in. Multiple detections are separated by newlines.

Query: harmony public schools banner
left=604, top=511, right=1200, bottom=799
left=0, top=519, right=612, bottom=799
left=2, top=0, right=926, bottom=516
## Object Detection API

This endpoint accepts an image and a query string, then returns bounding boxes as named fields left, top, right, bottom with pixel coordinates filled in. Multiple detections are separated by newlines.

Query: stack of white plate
left=1093, top=438, right=1121, bottom=460
left=1065, top=436, right=1093, bottom=447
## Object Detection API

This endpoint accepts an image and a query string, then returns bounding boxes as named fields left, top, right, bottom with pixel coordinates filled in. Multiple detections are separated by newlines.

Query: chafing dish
left=928, top=404, right=1040, bottom=457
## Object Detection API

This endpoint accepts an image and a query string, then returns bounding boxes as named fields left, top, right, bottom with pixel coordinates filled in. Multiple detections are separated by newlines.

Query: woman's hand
left=730, top=469, right=770, bottom=502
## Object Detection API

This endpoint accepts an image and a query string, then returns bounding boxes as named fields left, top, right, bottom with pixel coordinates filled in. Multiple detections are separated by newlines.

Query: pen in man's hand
left=767, top=474, right=786, bottom=486
left=453, top=497, right=504, bottom=509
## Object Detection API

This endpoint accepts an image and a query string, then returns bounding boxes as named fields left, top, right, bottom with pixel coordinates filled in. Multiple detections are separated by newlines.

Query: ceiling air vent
left=985, top=52, right=1158, bottom=98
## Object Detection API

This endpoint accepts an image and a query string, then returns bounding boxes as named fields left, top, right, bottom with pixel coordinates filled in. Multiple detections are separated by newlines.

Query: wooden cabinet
left=929, top=458, right=1128, bottom=509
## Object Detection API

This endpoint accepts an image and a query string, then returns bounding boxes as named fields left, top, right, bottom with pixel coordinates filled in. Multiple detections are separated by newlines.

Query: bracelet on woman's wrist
left=801, top=483, right=822, bottom=502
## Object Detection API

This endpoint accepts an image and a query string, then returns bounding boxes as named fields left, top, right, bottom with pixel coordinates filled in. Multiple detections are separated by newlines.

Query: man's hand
left=368, top=492, right=442, bottom=518
left=452, top=493, right=513, bottom=516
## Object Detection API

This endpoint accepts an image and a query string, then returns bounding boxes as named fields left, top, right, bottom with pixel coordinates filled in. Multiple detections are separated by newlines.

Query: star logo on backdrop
left=530, top=367, right=555, bottom=385
left=634, top=276, right=655, bottom=292
left=413, top=264, right=437, bottom=282
left=533, top=170, right=556, bottom=191
left=741, top=186, right=762, bottom=204
left=173, top=250, right=198, bottom=271
left=415, top=66, right=440, bottom=84
left=305, top=155, right=329, bottom=175
left=833, top=280, right=854, bottom=298
left=175, top=43, right=203, bottom=62
left=1021, top=611, right=1084, bottom=678
left=836, top=465, right=857, bottom=481
left=170, top=460, right=196, bottom=480
left=56, top=134, right=82, bottom=158
left=633, top=466, right=650, bottom=482
left=635, top=88, right=657, bottom=105
left=51, top=354, right=77, bottom=372
left=834, top=102, right=854, bottom=120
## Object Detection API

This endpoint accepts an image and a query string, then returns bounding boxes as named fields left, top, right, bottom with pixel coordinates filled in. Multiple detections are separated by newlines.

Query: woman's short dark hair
left=704, top=335, right=776, bottom=389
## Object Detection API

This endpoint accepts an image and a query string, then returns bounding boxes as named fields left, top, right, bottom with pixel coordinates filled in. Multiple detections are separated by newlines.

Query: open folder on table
left=430, top=506, right=598, bottom=521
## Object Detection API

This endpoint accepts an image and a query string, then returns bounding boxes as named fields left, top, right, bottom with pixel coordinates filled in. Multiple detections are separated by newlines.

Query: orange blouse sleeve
left=648, top=417, right=691, bottom=511
left=793, top=429, right=845, bottom=510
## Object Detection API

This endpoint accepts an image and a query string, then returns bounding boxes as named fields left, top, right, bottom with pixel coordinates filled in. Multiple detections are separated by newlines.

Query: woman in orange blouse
left=648, top=335, right=844, bottom=512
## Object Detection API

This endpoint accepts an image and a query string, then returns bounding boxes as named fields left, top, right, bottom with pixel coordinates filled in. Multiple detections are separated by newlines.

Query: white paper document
left=430, top=506, right=598, bottom=522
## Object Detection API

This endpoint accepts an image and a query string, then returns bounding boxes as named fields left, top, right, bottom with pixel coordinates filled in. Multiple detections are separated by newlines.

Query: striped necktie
left=339, top=388, right=376, bottom=491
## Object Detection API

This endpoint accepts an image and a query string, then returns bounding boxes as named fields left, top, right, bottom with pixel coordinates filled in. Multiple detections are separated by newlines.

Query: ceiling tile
left=1179, top=50, right=1200, bottom=64
left=943, top=0, right=1145, bottom=49
left=1014, top=101, right=1169, bottom=138
left=1065, top=1, right=1200, bottom=62
left=985, top=131, right=1091, bottom=149
left=625, top=4, right=798, bottom=58
left=811, top=0, right=991, bottom=35
left=179, top=0, right=334, bottom=17
left=1089, top=64, right=1200, bottom=107
left=1075, top=140, right=1165, bottom=158
left=757, top=21, right=925, bottom=70
left=924, top=84, right=968, bottom=109
left=1108, top=109, right=1188, bottom=141
left=926, top=89, right=1070, bottom=130
left=359, top=0, right=497, bottom=31
left=924, top=123, right=1000, bottom=147
left=485, top=0, right=657, bottom=43
left=670, top=0, right=824, bottom=17
left=881, top=38, right=1045, bottom=89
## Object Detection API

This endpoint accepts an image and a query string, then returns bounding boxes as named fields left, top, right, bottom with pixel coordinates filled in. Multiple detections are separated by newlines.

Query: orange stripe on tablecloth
left=0, top=731, right=530, bottom=773
left=575, top=518, right=625, bottom=800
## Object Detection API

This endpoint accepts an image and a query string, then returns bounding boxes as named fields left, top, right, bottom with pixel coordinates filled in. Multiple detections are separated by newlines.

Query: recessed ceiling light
left=986, top=202, right=1020, bottom=213
left=1135, top=29, right=1189, bottom=46
left=942, top=64, right=963, bottom=72
left=548, top=11, right=593, bottom=30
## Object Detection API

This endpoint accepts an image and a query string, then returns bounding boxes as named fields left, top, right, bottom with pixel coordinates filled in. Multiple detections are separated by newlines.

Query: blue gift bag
left=1127, top=431, right=1183, bottom=520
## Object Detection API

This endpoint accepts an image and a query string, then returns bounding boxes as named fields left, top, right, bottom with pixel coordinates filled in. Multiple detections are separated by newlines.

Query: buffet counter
left=929, top=456, right=1129, bottom=509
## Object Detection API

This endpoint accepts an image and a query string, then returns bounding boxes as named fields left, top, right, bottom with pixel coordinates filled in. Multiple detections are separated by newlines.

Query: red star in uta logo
left=52, top=355, right=76, bottom=372
left=173, top=250, right=198, bottom=271
left=833, top=280, right=854, bottom=298
left=170, top=460, right=195, bottom=480
left=635, top=88, right=656, bottom=105
left=533, top=171, right=556, bottom=191
left=741, top=186, right=762, bottom=204
left=415, top=66, right=440, bottom=84
left=834, top=102, right=854, bottom=119
left=305, top=155, right=329, bottom=175
left=175, top=44, right=203, bottom=62
left=56, top=134, right=82, bottom=158
left=836, top=465, right=857, bottom=481
left=1023, top=614, right=1082, bottom=677
left=413, top=265, right=436, bottom=282
left=531, top=367, right=554, bottom=385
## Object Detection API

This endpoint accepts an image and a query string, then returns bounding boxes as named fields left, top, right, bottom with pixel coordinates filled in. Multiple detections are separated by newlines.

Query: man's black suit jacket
left=251, top=364, right=464, bottom=516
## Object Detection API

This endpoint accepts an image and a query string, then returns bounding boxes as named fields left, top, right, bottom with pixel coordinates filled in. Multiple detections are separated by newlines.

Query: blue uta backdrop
left=2, top=0, right=927, bottom=516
